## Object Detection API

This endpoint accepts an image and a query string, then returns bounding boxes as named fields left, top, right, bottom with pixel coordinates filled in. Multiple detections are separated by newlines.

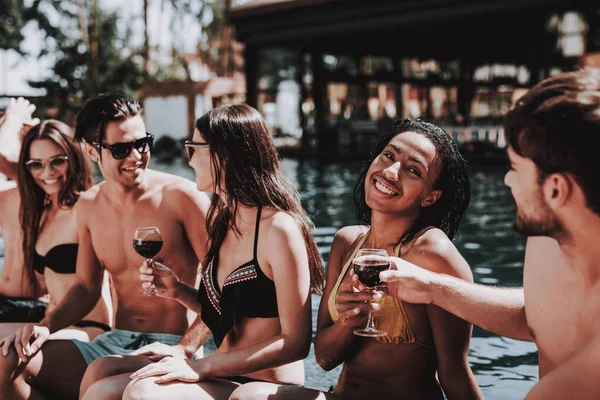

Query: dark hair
left=504, top=68, right=600, bottom=215
left=74, top=92, right=141, bottom=146
left=196, top=104, right=324, bottom=294
left=354, top=118, right=470, bottom=244
left=18, top=120, right=94, bottom=294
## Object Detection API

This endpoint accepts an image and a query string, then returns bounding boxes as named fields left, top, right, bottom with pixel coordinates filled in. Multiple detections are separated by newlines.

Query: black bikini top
left=33, top=243, right=78, bottom=274
left=197, top=207, right=279, bottom=348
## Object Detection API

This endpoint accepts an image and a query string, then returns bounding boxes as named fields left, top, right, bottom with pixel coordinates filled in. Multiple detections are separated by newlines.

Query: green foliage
left=5, top=0, right=228, bottom=118
left=0, top=0, right=27, bottom=53
left=28, top=7, right=144, bottom=120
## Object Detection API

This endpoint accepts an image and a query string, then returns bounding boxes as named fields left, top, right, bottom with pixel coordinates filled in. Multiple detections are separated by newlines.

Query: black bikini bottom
left=0, top=295, right=47, bottom=323
left=223, top=376, right=270, bottom=385
left=74, top=320, right=111, bottom=332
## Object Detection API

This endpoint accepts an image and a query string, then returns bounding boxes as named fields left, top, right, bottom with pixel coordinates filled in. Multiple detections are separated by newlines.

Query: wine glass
left=353, top=248, right=391, bottom=337
left=133, top=227, right=163, bottom=296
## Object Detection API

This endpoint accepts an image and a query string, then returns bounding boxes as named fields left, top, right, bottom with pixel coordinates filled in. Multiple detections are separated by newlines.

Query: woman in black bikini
left=113, top=104, right=324, bottom=400
left=0, top=121, right=111, bottom=342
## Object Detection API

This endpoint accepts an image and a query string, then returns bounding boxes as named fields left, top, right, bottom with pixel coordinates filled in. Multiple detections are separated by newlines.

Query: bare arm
left=382, top=238, right=532, bottom=341
left=525, top=333, right=600, bottom=399
left=176, top=315, right=212, bottom=358
left=429, top=276, right=530, bottom=341
left=313, top=227, right=372, bottom=371
left=190, top=213, right=313, bottom=377
left=411, top=230, right=482, bottom=399
left=168, top=182, right=210, bottom=354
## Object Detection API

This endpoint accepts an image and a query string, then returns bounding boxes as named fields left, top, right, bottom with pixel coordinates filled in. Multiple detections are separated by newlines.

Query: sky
left=0, top=0, right=208, bottom=96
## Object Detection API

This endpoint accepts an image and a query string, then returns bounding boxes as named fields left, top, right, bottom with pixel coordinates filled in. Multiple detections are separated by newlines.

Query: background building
left=229, top=0, right=599, bottom=157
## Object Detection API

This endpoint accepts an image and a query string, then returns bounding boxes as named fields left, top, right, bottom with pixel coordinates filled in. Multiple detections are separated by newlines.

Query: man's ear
left=421, top=190, right=442, bottom=208
left=84, top=142, right=100, bottom=163
left=544, top=172, right=572, bottom=210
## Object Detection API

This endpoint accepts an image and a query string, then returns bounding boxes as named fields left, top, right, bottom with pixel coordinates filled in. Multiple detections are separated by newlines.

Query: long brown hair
left=195, top=104, right=324, bottom=294
left=17, top=120, right=94, bottom=294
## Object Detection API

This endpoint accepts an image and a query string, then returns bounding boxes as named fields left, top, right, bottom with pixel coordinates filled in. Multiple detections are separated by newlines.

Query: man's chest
left=524, top=261, right=597, bottom=373
left=86, top=201, right=182, bottom=269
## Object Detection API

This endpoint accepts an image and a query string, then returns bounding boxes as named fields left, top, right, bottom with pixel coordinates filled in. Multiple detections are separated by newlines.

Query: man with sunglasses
left=0, top=93, right=212, bottom=399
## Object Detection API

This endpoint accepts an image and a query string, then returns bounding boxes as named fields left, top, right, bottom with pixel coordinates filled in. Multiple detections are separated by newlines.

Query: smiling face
left=91, top=115, right=149, bottom=188
left=504, top=146, right=562, bottom=237
left=365, top=131, right=442, bottom=217
left=27, top=139, right=69, bottom=196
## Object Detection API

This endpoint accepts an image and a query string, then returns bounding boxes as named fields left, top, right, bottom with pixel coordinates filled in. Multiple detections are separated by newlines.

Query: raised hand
left=3, top=97, right=40, bottom=135
left=334, top=273, right=383, bottom=328
left=379, top=256, right=438, bottom=305
left=139, top=260, right=181, bottom=298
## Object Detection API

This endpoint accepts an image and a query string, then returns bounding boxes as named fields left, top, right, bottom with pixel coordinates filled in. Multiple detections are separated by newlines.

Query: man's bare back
left=79, top=169, right=207, bottom=334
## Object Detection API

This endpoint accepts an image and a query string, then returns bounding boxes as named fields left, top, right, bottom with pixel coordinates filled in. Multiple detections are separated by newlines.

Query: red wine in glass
left=132, top=240, right=163, bottom=259
left=353, top=249, right=390, bottom=337
left=354, top=257, right=391, bottom=287
left=133, top=227, right=163, bottom=296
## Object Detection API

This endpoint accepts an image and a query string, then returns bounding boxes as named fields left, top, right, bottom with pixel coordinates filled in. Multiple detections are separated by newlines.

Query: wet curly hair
left=354, top=118, right=471, bottom=244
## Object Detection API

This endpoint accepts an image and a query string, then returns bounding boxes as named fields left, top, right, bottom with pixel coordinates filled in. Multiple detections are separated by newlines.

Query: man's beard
left=514, top=206, right=563, bottom=238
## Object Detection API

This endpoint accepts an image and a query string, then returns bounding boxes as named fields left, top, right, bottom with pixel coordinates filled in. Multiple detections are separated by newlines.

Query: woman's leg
left=229, top=382, right=344, bottom=400
left=123, top=377, right=242, bottom=400
left=82, top=373, right=132, bottom=400
left=0, top=339, right=88, bottom=400
left=79, top=355, right=154, bottom=399
left=0, top=322, right=27, bottom=338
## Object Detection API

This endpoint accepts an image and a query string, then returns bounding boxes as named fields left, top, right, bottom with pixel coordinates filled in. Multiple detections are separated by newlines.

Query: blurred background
left=1, top=1, right=599, bottom=398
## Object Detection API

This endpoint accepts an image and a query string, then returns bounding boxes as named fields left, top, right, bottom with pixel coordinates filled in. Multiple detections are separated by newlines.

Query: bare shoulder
left=405, top=228, right=472, bottom=281
left=0, top=186, right=18, bottom=217
left=74, top=184, right=102, bottom=217
left=525, top=236, right=561, bottom=258
left=0, top=179, right=16, bottom=194
left=0, top=185, right=18, bottom=202
left=156, top=170, right=200, bottom=195
left=332, top=225, right=367, bottom=255
left=152, top=170, right=210, bottom=212
left=77, top=183, right=102, bottom=204
left=261, top=210, right=301, bottom=241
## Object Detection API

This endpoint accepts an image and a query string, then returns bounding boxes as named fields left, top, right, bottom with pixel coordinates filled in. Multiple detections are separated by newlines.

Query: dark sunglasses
left=93, top=134, right=154, bottom=160
left=184, top=140, right=209, bottom=161
left=25, top=155, right=69, bottom=175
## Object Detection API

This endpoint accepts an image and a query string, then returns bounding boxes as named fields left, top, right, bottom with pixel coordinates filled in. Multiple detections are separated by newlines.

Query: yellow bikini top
left=327, top=229, right=422, bottom=345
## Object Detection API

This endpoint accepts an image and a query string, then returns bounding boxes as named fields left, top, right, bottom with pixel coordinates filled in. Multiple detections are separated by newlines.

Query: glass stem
left=148, top=258, right=155, bottom=288
left=365, top=311, right=376, bottom=331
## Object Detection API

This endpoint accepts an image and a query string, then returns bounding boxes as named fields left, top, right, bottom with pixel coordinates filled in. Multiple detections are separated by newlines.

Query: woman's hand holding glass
left=352, top=249, right=391, bottom=337
left=139, top=261, right=181, bottom=299
left=335, top=275, right=383, bottom=329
